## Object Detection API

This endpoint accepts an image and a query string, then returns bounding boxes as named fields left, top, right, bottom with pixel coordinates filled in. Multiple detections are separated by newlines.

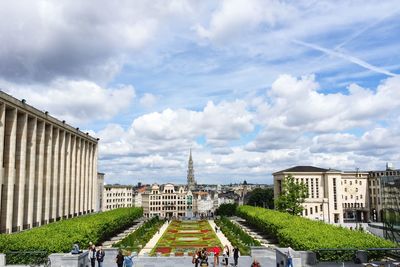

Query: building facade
left=274, top=166, right=369, bottom=224
left=142, top=183, right=192, bottom=218
left=0, top=92, right=99, bottom=233
left=103, top=184, right=134, bottom=211
left=97, top=173, right=105, bottom=211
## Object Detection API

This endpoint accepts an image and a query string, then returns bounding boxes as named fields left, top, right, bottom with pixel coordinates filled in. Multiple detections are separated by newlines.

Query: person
left=251, top=258, right=261, bottom=267
left=71, top=244, right=81, bottom=254
left=286, top=247, right=293, bottom=267
left=223, top=245, right=229, bottom=266
left=233, top=246, right=239, bottom=267
left=213, top=246, right=220, bottom=266
left=88, top=244, right=97, bottom=267
left=96, top=246, right=105, bottom=267
left=200, top=247, right=208, bottom=266
left=123, top=251, right=135, bottom=267
left=192, top=249, right=199, bottom=267
left=115, top=250, right=124, bottom=267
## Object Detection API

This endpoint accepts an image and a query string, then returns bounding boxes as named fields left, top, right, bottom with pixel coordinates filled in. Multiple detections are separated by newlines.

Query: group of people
left=87, top=242, right=136, bottom=267
left=192, top=245, right=240, bottom=266
left=87, top=243, right=105, bottom=267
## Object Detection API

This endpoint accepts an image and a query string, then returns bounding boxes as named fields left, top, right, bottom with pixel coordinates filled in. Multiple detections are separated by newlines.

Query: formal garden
left=151, top=220, right=222, bottom=256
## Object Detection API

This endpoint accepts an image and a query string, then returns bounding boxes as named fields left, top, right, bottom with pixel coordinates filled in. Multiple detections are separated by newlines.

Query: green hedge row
left=113, top=216, right=164, bottom=253
left=215, top=216, right=261, bottom=255
left=237, top=206, right=396, bottom=261
left=0, top=207, right=143, bottom=256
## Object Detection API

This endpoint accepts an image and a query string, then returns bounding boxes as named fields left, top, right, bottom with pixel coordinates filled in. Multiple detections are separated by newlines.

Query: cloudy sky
left=1, top=0, right=400, bottom=185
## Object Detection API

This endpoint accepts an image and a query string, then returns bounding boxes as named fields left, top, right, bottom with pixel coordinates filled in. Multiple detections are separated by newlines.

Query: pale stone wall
left=0, top=92, right=99, bottom=233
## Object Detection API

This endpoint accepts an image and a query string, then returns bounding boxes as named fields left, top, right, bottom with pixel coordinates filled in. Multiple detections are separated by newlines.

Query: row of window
left=342, top=180, right=362, bottom=185
left=149, top=206, right=190, bottom=211
left=342, top=194, right=363, bottom=201
left=149, top=195, right=186, bottom=200
left=342, top=203, right=364, bottom=208
left=106, top=192, right=132, bottom=197
left=105, top=198, right=132, bottom=203
left=149, top=201, right=187, bottom=206
left=304, top=204, right=323, bottom=216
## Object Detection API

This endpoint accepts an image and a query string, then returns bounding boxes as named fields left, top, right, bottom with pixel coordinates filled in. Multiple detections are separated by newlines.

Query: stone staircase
left=102, top=219, right=146, bottom=248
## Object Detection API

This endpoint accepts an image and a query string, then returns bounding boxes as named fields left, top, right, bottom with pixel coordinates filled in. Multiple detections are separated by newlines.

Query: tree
left=275, top=174, right=308, bottom=216
left=246, top=188, right=274, bottom=209
left=215, top=203, right=238, bottom=216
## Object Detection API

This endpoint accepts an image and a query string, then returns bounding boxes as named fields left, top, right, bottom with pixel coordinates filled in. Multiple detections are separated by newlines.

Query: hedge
left=0, top=207, right=143, bottom=261
left=237, top=206, right=396, bottom=261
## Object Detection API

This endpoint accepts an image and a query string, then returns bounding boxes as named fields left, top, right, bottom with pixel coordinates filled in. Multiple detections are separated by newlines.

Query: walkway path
left=102, top=219, right=145, bottom=248
left=231, top=217, right=278, bottom=248
left=208, top=220, right=232, bottom=248
left=139, top=220, right=170, bottom=256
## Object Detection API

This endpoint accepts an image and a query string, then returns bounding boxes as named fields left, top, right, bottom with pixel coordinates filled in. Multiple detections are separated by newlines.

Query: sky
left=1, top=0, right=400, bottom=185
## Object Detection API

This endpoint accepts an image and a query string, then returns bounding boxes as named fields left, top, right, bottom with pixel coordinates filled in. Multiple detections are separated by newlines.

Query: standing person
left=96, top=246, right=105, bottom=267
left=223, top=245, right=229, bottom=266
left=233, top=246, right=239, bottom=267
left=88, top=244, right=96, bottom=267
left=192, top=249, right=199, bottom=267
left=286, top=247, right=293, bottom=267
left=115, top=250, right=124, bottom=267
left=213, top=246, right=220, bottom=266
left=123, top=251, right=135, bottom=267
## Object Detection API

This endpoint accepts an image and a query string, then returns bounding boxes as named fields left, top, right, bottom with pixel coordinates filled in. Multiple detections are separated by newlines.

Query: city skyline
left=0, top=1, right=400, bottom=184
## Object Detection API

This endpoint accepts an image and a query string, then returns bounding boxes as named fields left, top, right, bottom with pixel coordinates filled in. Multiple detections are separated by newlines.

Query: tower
left=187, top=149, right=196, bottom=189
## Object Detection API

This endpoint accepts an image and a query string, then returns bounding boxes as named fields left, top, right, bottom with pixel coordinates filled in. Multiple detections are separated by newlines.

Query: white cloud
left=1, top=79, right=135, bottom=125
left=139, top=93, right=158, bottom=109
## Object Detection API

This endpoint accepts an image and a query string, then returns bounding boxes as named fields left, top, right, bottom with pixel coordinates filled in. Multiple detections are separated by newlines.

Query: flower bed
left=151, top=220, right=222, bottom=256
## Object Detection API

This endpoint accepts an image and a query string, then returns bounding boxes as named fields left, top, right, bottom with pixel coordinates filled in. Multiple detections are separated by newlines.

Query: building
left=97, top=173, right=105, bottom=211
left=103, top=184, right=134, bottom=211
left=274, top=166, right=369, bottom=224
left=187, top=149, right=196, bottom=190
left=142, top=183, right=192, bottom=218
left=192, top=191, right=217, bottom=217
left=0, top=92, right=99, bottom=233
left=380, top=169, right=400, bottom=243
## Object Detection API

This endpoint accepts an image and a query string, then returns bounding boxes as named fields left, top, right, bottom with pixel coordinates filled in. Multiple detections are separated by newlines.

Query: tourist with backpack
left=123, top=251, right=135, bottom=267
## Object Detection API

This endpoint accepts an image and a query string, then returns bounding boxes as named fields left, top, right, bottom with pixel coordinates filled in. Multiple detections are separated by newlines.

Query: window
left=310, top=207, right=313, bottom=215
left=360, top=181, right=362, bottom=186
left=315, top=206, right=318, bottom=213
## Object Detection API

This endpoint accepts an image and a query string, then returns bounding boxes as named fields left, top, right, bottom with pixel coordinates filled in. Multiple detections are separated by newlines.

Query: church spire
left=187, top=148, right=196, bottom=189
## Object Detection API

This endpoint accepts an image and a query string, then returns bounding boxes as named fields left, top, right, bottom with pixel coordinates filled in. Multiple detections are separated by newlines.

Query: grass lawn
left=151, top=220, right=222, bottom=256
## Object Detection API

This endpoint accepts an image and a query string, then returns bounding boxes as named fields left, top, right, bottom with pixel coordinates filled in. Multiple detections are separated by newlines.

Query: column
left=87, top=143, right=93, bottom=212
left=0, top=104, right=5, bottom=231
left=51, top=128, right=59, bottom=221
left=79, top=140, right=85, bottom=214
left=93, top=144, right=98, bottom=212
left=58, top=130, right=65, bottom=218
left=84, top=141, right=89, bottom=213
left=34, top=121, right=45, bottom=226
left=16, top=112, right=27, bottom=231
left=26, top=117, right=37, bottom=229
left=75, top=137, right=81, bottom=215
left=3, top=107, right=17, bottom=233
left=70, top=136, right=76, bottom=216
left=64, top=133, right=71, bottom=217
left=81, top=140, right=87, bottom=213
left=43, top=124, right=52, bottom=224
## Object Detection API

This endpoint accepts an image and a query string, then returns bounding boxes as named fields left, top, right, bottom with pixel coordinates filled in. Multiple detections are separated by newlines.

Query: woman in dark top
left=115, top=250, right=124, bottom=267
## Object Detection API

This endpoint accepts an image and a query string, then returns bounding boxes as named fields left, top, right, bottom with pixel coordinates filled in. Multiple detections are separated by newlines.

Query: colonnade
left=0, top=94, right=98, bottom=233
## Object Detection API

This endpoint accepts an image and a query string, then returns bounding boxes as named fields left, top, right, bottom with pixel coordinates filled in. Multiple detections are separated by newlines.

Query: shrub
left=113, top=216, right=164, bottom=253
left=237, top=206, right=396, bottom=261
left=0, top=207, right=142, bottom=263
left=215, top=203, right=238, bottom=216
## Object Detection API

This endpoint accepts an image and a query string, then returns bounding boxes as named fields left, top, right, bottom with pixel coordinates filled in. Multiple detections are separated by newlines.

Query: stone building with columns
left=0, top=91, right=99, bottom=233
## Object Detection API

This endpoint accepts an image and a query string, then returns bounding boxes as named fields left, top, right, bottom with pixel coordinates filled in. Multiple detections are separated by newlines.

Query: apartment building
left=103, top=184, right=134, bottom=210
